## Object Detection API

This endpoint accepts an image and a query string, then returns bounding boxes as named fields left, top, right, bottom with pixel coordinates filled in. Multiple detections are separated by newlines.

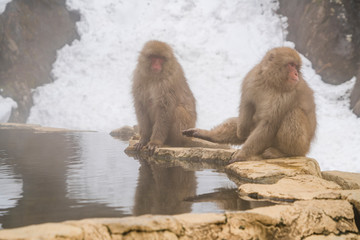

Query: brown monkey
left=132, top=40, right=197, bottom=153
left=183, top=47, right=316, bottom=163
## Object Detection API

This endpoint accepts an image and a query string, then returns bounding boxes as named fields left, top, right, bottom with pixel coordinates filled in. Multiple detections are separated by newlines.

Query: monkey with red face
left=132, top=40, right=197, bottom=153
left=183, top=47, right=317, bottom=163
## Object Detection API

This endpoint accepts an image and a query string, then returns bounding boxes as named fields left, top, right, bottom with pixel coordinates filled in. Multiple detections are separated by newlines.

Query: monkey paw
left=230, top=151, right=245, bottom=163
left=182, top=128, right=200, bottom=138
left=229, top=150, right=247, bottom=164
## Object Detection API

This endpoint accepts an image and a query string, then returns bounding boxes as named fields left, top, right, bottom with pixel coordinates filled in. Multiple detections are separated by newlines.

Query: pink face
left=150, top=56, right=165, bottom=73
left=288, top=62, right=299, bottom=83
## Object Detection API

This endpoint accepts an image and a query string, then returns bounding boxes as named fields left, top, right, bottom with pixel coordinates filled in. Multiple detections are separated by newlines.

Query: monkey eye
left=289, top=62, right=296, bottom=68
left=149, top=55, right=165, bottom=60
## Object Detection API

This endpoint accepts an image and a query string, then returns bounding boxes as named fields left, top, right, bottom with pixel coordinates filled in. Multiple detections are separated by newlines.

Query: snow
left=0, top=0, right=16, bottom=123
left=0, top=94, right=17, bottom=123
left=0, top=0, right=10, bottom=13
left=21, top=0, right=360, bottom=173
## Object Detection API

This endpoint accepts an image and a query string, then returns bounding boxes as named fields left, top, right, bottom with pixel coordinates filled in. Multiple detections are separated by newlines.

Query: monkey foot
left=146, top=143, right=161, bottom=156
left=134, top=142, right=145, bottom=151
left=182, top=128, right=199, bottom=137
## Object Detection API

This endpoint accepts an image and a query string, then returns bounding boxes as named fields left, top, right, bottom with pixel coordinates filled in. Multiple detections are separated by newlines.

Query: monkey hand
left=229, top=150, right=263, bottom=164
left=229, top=150, right=247, bottom=164
left=182, top=128, right=200, bottom=138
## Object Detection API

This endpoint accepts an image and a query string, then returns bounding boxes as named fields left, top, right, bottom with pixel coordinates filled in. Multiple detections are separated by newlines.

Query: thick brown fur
left=132, top=40, right=197, bottom=152
left=183, top=47, right=317, bottom=163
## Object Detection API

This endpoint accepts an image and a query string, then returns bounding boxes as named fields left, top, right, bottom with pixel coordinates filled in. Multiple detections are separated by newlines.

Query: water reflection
left=66, top=133, right=139, bottom=213
left=0, top=129, right=274, bottom=229
left=133, top=159, right=195, bottom=215
left=0, top=130, right=131, bottom=229
left=0, top=154, right=23, bottom=218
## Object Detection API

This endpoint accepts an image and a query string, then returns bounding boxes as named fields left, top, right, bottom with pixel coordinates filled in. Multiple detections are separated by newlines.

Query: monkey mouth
left=152, top=68, right=162, bottom=73
left=290, top=77, right=299, bottom=83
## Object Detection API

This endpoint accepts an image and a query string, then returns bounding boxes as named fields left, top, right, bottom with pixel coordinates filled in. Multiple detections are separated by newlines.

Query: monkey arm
left=148, top=103, right=174, bottom=146
left=134, top=102, right=152, bottom=145
left=237, top=101, right=255, bottom=141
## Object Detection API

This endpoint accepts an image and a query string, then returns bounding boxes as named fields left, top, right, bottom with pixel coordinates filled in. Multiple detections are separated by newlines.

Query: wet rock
left=110, top=125, right=138, bottom=141
left=152, top=147, right=234, bottom=165
left=1, top=200, right=358, bottom=239
left=226, top=157, right=321, bottom=184
left=239, top=175, right=342, bottom=201
left=0, top=122, right=93, bottom=132
left=174, top=213, right=229, bottom=239
left=249, top=200, right=359, bottom=239
left=304, top=233, right=360, bottom=240
left=125, top=138, right=234, bottom=165
left=224, top=212, right=278, bottom=240
left=238, top=174, right=360, bottom=215
left=338, top=190, right=360, bottom=212
left=100, top=215, right=183, bottom=236
left=66, top=219, right=112, bottom=240
left=0, top=222, right=83, bottom=240
left=322, top=170, right=360, bottom=190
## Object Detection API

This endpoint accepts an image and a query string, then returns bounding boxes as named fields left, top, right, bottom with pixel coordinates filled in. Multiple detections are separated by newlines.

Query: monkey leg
left=166, top=106, right=196, bottom=146
left=183, top=117, right=244, bottom=145
left=268, top=108, right=312, bottom=158
left=262, top=147, right=287, bottom=159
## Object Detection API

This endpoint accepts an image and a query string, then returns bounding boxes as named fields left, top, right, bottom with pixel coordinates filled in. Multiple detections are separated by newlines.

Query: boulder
left=110, top=125, right=138, bottom=141
left=226, top=157, right=321, bottom=184
left=125, top=139, right=234, bottom=166
left=238, top=174, right=360, bottom=217
left=0, top=223, right=83, bottom=240
left=239, top=175, right=342, bottom=201
left=322, top=170, right=360, bottom=190
left=249, top=200, right=359, bottom=239
left=0, top=122, right=92, bottom=132
left=304, top=233, right=360, bottom=240
left=1, top=200, right=358, bottom=239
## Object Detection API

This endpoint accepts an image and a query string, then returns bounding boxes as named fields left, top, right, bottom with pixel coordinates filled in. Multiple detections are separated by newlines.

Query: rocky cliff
left=0, top=0, right=79, bottom=122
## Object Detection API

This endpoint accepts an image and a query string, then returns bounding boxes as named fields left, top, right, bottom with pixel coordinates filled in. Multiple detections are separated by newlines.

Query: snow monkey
left=132, top=40, right=197, bottom=153
left=183, top=47, right=317, bottom=163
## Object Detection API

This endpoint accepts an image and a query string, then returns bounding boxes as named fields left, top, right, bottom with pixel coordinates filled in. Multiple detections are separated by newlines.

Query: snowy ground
left=1, top=0, right=359, bottom=172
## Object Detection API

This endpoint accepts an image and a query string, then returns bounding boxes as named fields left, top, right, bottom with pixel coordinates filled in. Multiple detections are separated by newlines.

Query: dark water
left=0, top=129, right=272, bottom=229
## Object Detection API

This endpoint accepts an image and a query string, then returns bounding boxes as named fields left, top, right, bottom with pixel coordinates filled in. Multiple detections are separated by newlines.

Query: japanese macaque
left=183, top=47, right=317, bottom=163
left=132, top=40, right=197, bottom=153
